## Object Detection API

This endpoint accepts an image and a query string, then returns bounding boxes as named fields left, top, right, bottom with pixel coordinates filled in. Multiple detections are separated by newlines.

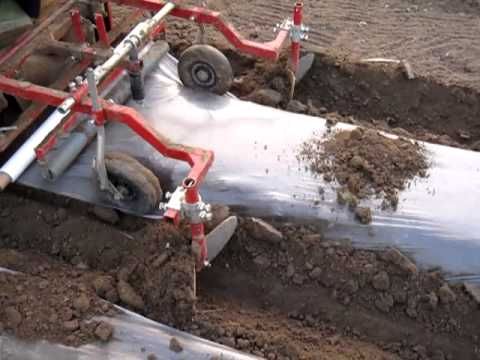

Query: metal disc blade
left=295, top=53, right=315, bottom=84
left=206, top=216, right=238, bottom=261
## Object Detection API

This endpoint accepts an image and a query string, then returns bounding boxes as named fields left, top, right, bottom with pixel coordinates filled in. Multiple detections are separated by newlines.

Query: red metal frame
left=95, top=12, right=111, bottom=47
left=291, top=2, right=303, bottom=74
left=70, top=9, right=86, bottom=43
left=0, top=74, right=214, bottom=213
left=0, top=0, right=306, bottom=267
left=184, top=179, right=208, bottom=271
left=111, top=0, right=295, bottom=61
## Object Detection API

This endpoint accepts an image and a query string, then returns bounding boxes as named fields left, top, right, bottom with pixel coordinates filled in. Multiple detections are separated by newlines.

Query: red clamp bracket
left=161, top=178, right=213, bottom=271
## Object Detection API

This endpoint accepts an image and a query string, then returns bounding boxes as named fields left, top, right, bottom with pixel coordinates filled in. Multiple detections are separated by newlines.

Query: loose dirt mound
left=298, top=128, right=428, bottom=220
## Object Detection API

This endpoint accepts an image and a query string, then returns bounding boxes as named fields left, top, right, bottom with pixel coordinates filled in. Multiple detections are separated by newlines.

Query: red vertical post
left=71, top=9, right=86, bottom=43
left=291, top=2, right=303, bottom=74
left=184, top=178, right=208, bottom=271
left=95, top=12, right=110, bottom=47
left=105, top=2, right=114, bottom=30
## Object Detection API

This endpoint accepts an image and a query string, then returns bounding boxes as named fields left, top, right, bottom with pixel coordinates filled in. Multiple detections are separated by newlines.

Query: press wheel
left=105, top=152, right=162, bottom=214
left=178, top=44, right=233, bottom=95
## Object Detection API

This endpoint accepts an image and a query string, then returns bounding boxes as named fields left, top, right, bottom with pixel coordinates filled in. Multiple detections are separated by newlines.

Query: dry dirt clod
left=383, top=248, right=418, bottom=275
left=464, top=283, right=480, bottom=305
left=94, top=321, right=114, bottom=342
left=309, top=267, right=322, bottom=280
left=286, top=100, right=308, bottom=113
left=169, top=337, right=183, bottom=353
left=4, top=307, right=22, bottom=329
left=117, top=280, right=145, bottom=311
left=73, top=293, right=91, bottom=313
left=337, top=188, right=359, bottom=210
left=245, top=88, right=283, bottom=107
left=92, top=275, right=115, bottom=297
left=220, top=336, right=236, bottom=348
left=438, top=284, right=457, bottom=304
left=355, top=207, right=372, bottom=224
left=372, top=271, right=390, bottom=291
left=246, top=218, right=283, bottom=244
left=63, top=319, right=80, bottom=332
left=90, top=206, right=120, bottom=225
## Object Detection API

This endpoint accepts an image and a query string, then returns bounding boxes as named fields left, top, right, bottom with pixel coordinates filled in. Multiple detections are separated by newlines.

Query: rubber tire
left=178, top=44, right=233, bottom=95
left=105, top=152, right=162, bottom=214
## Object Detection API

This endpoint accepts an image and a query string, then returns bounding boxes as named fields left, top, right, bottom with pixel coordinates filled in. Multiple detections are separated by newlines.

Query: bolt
left=165, top=192, right=172, bottom=199
left=68, top=82, right=77, bottom=93
left=75, top=76, right=83, bottom=86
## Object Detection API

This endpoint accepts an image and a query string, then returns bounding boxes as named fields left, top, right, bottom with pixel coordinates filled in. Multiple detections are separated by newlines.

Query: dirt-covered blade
left=206, top=216, right=238, bottom=262
left=295, top=53, right=315, bottom=84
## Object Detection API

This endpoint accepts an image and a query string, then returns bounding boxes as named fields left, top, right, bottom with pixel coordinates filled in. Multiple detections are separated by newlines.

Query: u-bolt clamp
left=290, top=23, right=310, bottom=42
left=274, top=20, right=309, bottom=41
left=162, top=187, right=213, bottom=224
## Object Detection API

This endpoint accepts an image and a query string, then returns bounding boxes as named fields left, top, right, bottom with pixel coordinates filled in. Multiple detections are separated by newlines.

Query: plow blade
left=207, top=216, right=238, bottom=262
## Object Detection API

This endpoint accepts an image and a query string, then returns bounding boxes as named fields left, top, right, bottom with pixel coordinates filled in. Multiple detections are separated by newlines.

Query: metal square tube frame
left=110, top=0, right=304, bottom=68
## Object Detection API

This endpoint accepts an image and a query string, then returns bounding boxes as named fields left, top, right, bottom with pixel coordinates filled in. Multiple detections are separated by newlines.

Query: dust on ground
left=297, top=128, right=429, bottom=222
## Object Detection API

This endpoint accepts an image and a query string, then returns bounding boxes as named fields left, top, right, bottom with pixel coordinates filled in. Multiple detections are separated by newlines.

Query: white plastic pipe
left=0, top=109, right=69, bottom=190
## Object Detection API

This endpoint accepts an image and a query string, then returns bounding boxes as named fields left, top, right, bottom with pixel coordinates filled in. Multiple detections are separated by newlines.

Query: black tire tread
left=105, top=152, right=162, bottom=213
left=178, top=44, right=233, bottom=95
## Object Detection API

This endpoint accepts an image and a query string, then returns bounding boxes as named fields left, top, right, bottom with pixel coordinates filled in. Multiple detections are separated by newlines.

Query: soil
left=195, top=219, right=480, bottom=360
left=0, top=250, right=116, bottom=347
left=298, top=128, right=429, bottom=218
left=0, top=188, right=196, bottom=345
left=1, top=189, right=480, bottom=359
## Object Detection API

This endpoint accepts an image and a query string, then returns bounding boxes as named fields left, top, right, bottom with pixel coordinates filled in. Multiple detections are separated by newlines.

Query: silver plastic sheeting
left=18, top=55, right=480, bottom=282
left=0, top=307, right=260, bottom=360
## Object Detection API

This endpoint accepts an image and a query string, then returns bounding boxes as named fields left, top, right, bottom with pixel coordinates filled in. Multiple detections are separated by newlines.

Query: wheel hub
left=191, top=62, right=216, bottom=88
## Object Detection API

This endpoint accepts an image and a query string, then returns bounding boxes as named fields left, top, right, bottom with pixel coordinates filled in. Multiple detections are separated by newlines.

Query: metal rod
left=93, top=2, right=176, bottom=83
left=95, top=12, right=111, bottom=47
left=71, top=9, right=86, bottom=43
left=59, top=2, right=176, bottom=115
